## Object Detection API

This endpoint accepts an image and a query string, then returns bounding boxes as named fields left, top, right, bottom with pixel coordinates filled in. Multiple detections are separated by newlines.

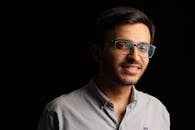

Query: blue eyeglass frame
left=112, top=39, right=156, bottom=58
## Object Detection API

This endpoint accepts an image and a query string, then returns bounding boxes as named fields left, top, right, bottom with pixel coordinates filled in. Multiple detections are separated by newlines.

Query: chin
left=124, top=79, right=138, bottom=85
left=118, top=76, right=138, bottom=85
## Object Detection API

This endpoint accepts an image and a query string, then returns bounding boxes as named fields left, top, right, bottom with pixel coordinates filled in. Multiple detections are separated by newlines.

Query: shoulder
left=136, top=90, right=170, bottom=129
left=137, top=90, right=169, bottom=115
left=44, top=86, right=88, bottom=112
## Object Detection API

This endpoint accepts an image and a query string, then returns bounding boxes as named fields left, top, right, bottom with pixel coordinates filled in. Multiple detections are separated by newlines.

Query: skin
left=91, top=23, right=151, bottom=122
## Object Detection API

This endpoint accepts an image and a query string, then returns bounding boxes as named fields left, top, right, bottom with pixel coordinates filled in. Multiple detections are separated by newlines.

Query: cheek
left=107, top=51, right=123, bottom=64
left=142, top=57, right=149, bottom=62
left=142, top=59, right=149, bottom=69
left=103, top=53, right=116, bottom=65
left=101, top=50, right=121, bottom=67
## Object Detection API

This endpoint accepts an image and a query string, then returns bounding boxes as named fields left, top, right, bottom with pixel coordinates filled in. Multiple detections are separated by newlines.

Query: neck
left=95, top=75, right=133, bottom=122
left=95, top=76, right=133, bottom=104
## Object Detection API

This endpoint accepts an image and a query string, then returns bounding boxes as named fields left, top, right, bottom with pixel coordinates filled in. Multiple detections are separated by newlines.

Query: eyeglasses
left=112, top=39, right=156, bottom=58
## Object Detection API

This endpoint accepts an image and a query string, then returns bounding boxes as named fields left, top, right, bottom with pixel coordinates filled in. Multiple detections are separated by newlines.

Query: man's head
left=93, top=6, right=155, bottom=47
left=91, top=6, right=156, bottom=86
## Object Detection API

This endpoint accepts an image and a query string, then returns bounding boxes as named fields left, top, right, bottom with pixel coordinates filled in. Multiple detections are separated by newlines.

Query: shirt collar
left=87, top=78, right=113, bottom=110
left=86, top=77, right=138, bottom=110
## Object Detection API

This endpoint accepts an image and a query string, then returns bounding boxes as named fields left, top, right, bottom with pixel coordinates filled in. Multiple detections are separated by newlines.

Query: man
left=37, top=6, right=170, bottom=130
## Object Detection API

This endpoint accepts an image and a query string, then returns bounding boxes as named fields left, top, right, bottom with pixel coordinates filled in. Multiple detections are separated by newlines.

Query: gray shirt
left=37, top=78, right=170, bottom=130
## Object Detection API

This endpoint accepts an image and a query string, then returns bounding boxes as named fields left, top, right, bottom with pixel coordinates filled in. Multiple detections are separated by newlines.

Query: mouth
left=121, top=64, right=141, bottom=75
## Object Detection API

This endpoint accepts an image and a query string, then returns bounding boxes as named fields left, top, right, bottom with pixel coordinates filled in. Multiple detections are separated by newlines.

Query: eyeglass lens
left=114, top=39, right=156, bottom=58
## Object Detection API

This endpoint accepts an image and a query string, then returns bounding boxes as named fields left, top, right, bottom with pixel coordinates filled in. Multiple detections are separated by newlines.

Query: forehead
left=109, top=23, right=151, bottom=44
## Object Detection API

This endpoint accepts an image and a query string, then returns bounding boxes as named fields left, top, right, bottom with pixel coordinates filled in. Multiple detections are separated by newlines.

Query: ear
left=89, top=44, right=101, bottom=63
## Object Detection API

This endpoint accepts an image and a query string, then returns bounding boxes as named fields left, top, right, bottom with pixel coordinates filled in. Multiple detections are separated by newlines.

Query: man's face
left=97, top=23, right=151, bottom=86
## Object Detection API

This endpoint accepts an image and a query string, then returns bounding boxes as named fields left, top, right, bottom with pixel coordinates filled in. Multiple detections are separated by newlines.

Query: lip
left=125, top=67, right=139, bottom=74
left=122, top=64, right=141, bottom=74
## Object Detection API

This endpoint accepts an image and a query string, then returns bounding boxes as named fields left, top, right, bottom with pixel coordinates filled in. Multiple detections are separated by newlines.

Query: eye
left=115, top=41, right=129, bottom=49
left=138, top=43, right=149, bottom=52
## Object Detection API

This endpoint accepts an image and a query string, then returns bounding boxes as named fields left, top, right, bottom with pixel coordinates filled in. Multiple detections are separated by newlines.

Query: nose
left=127, top=47, right=141, bottom=61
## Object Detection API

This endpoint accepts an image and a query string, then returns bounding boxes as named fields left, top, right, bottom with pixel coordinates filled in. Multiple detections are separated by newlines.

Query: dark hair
left=93, top=6, right=155, bottom=46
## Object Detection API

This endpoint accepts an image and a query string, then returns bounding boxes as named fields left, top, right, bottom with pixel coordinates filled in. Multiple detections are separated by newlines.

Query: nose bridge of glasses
left=128, top=42, right=138, bottom=50
left=128, top=43, right=139, bottom=55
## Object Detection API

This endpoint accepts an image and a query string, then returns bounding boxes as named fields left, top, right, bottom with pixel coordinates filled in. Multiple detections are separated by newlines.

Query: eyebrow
left=115, top=39, right=150, bottom=45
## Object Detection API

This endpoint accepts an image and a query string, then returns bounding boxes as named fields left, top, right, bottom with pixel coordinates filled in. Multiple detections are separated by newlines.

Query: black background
left=3, top=0, right=194, bottom=130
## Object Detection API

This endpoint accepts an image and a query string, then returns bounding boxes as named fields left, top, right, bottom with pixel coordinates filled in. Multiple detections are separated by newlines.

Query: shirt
left=37, top=78, right=170, bottom=130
